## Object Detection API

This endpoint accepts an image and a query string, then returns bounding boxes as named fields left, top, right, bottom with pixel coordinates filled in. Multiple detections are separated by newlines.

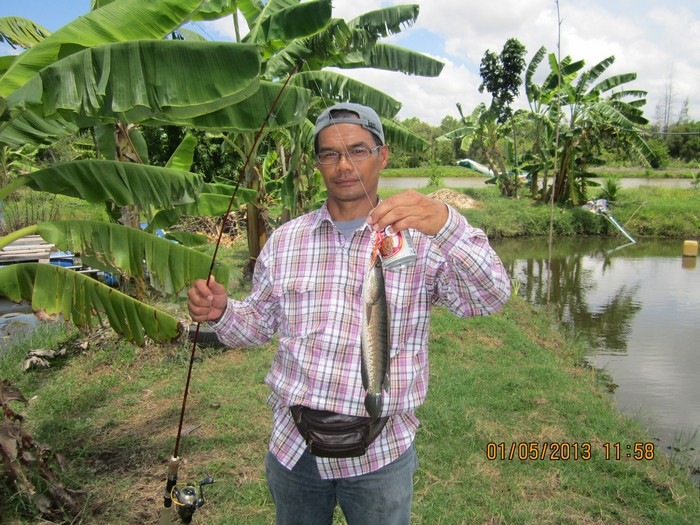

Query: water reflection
left=491, top=237, right=700, bottom=470
left=499, top=237, right=644, bottom=353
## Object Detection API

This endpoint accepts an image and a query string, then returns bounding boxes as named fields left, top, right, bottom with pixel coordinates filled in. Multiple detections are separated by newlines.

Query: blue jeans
left=265, top=444, right=418, bottom=525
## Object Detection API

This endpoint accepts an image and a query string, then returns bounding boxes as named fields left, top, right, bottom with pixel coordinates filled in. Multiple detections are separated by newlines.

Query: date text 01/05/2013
left=485, top=441, right=655, bottom=461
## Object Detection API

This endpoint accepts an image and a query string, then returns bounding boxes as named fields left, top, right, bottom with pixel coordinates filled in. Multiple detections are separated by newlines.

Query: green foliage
left=478, top=37, right=527, bottom=124
left=427, top=160, right=442, bottom=187
left=645, top=138, right=671, bottom=168
left=597, top=176, right=622, bottom=202
left=0, top=263, right=180, bottom=344
left=521, top=48, right=655, bottom=205
left=665, top=121, right=700, bottom=162
left=458, top=185, right=698, bottom=239
left=140, top=126, right=241, bottom=182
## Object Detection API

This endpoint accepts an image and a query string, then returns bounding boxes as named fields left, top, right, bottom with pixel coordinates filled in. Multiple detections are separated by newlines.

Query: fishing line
left=161, top=58, right=304, bottom=522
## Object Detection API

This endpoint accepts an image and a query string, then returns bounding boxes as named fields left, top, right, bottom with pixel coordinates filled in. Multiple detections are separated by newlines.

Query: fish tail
left=364, top=392, right=383, bottom=420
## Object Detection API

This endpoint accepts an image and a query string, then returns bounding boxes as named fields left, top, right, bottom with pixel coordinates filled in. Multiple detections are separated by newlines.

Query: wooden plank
left=1, top=248, right=54, bottom=256
left=0, top=236, right=56, bottom=266
left=4, top=236, right=50, bottom=246
left=2, top=244, right=56, bottom=252
left=0, top=254, right=47, bottom=263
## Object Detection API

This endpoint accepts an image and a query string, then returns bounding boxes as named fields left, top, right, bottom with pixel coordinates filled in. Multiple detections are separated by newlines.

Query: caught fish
left=360, top=238, right=390, bottom=420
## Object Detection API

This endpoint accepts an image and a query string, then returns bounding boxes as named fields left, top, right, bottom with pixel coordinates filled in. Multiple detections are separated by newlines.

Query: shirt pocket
left=277, top=277, right=326, bottom=337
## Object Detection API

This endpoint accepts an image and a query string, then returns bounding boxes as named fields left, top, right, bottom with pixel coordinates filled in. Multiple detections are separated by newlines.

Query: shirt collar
left=311, top=199, right=380, bottom=232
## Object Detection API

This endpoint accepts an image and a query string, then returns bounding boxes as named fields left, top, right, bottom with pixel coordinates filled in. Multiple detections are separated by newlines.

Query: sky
left=2, top=0, right=698, bottom=126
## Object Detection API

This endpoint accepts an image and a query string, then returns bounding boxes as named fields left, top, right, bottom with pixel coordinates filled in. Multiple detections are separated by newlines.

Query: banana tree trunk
left=245, top=166, right=267, bottom=275
left=115, top=122, right=147, bottom=298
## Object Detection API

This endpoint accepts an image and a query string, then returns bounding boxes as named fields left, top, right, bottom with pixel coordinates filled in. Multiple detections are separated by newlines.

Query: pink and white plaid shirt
left=211, top=202, right=510, bottom=479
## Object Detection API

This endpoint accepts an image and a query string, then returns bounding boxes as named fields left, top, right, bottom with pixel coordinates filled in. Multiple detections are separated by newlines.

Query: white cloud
left=11, top=0, right=694, bottom=127
left=331, top=0, right=700, bottom=125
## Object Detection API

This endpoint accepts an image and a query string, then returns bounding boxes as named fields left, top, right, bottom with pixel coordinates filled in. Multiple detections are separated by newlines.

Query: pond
left=491, top=236, right=700, bottom=475
left=0, top=298, right=38, bottom=342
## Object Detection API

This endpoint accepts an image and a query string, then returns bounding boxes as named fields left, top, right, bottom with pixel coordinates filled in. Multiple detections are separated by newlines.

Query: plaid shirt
left=211, top=202, right=510, bottom=479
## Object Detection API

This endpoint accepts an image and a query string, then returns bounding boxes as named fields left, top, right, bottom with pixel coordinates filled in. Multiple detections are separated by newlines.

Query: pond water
left=491, top=237, right=700, bottom=473
left=0, top=298, right=37, bottom=343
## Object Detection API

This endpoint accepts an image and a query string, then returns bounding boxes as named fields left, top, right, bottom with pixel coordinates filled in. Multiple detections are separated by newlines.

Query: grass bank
left=383, top=165, right=699, bottom=179
left=401, top=184, right=699, bottom=239
left=3, top=275, right=700, bottom=522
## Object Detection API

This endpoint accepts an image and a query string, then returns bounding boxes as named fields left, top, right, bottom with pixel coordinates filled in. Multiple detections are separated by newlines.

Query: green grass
left=399, top=185, right=700, bottom=239
left=383, top=164, right=699, bottom=180
left=2, top=295, right=699, bottom=524
left=1, top=171, right=699, bottom=523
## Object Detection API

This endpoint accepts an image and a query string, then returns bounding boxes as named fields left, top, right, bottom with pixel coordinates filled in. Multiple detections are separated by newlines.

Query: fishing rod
left=160, top=58, right=304, bottom=525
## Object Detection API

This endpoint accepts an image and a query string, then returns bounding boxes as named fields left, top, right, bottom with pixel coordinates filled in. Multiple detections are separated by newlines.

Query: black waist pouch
left=290, top=405, right=389, bottom=458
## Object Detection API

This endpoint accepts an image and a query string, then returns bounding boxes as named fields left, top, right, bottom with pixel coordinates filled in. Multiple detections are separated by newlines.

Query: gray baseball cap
left=313, top=102, right=385, bottom=147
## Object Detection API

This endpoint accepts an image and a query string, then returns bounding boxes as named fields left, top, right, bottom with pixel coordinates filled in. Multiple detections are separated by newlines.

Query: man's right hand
left=187, top=277, right=228, bottom=323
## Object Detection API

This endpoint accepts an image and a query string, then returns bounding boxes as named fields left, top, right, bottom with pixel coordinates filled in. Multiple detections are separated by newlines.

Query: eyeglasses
left=316, top=146, right=382, bottom=165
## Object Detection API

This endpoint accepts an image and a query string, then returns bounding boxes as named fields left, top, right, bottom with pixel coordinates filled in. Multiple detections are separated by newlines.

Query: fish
left=360, top=246, right=390, bottom=420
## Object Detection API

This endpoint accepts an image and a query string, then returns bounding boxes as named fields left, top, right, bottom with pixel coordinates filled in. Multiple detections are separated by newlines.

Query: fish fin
left=364, top=392, right=382, bottom=420
left=383, top=368, right=390, bottom=392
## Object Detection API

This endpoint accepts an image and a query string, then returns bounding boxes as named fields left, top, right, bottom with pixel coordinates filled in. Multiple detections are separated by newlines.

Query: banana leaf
left=152, top=80, right=312, bottom=131
left=354, top=43, right=444, bottom=77
left=36, top=221, right=230, bottom=295
left=0, top=16, right=52, bottom=49
left=0, top=263, right=180, bottom=344
left=0, top=109, right=76, bottom=148
left=148, top=189, right=256, bottom=231
left=382, top=119, right=429, bottom=152
left=188, top=0, right=237, bottom=21
left=0, top=159, right=203, bottom=210
left=0, top=0, right=206, bottom=97
left=290, top=70, right=401, bottom=118
left=165, top=133, right=198, bottom=172
left=242, top=0, right=332, bottom=53
left=6, top=40, right=262, bottom=127
left=346, top=5, right=420, bottom=36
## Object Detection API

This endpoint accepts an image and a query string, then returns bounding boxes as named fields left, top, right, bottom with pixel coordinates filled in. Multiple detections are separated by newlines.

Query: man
left=188, top=102, right=510, bottom=524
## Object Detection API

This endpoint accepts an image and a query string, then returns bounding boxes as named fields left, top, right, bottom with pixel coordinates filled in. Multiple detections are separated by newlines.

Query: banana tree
left=220, top=2, right=442, bottom=266
left=0, top=0, right=442, bottom=342
left=437, top=102, right=516, bottom=194
left=523, top=47, right=654, bottom=205
left=0, top=0, right=313, bottom=344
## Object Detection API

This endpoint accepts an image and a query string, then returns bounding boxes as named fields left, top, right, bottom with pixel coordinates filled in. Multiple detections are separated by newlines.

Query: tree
left=0, top=0, right=316, bottom=344
left=477, top=37, right=527, bottom=197
left=479, top=38, right=527, bottom=125
left=523, top=48, right=654, bottom=205
left=0, top=0, right=442, bottom=344
left=666, top=121, right=700, bottom=162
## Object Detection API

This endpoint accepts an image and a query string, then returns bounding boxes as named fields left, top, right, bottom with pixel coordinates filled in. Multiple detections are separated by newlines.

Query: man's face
left=315, top=123, right=388, bottom=210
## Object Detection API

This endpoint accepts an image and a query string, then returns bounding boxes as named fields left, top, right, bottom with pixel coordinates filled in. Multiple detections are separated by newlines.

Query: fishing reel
left=171, top=476, right=214, bottom=524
